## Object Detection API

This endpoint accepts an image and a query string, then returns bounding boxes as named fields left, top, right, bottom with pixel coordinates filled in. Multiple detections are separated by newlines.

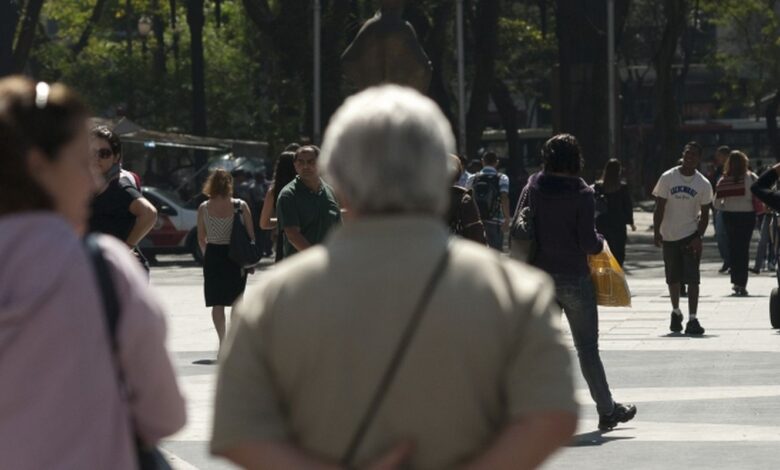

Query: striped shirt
left=204, top=200, right=238, bottom=245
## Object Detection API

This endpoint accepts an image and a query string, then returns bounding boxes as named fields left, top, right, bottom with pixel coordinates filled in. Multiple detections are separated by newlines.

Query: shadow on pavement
left=568, top=430, right=635, bottom=447
left=192, top=359, right=217, bottom=366
left=659, top=333, right=720, bottom=339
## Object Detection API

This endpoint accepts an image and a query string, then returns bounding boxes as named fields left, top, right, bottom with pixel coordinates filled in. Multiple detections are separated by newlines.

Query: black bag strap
left=85, top=234, right=121, bottom=350
left=341, top=244, right=452, bottom=467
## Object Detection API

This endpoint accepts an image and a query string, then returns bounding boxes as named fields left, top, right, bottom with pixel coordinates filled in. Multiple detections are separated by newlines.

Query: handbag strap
left=341, top=244, right=451, bottom=467
left=85, top=235, right=121, bottom=350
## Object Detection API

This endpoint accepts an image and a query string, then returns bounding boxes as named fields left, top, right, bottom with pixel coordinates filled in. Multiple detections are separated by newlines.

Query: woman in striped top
left=714, top=151, right=758, bottom=296
left=197, top=169, right=255, bottom=345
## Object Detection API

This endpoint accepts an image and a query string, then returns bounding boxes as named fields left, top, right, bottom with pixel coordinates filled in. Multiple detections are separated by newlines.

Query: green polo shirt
left=276, top=176, right=341, bottom=257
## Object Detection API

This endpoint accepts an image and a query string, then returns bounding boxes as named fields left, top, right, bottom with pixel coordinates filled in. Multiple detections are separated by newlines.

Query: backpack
left=472, top=173, right=501, bottom=220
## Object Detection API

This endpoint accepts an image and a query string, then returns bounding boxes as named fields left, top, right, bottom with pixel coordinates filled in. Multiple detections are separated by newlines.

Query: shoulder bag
left=509, top=176, right=538, bottom=263
left=84, top=235, right=171, bottom=470
left=340, top=245, right=451, bottom=468
left=228, top=201, right=261, bottom=267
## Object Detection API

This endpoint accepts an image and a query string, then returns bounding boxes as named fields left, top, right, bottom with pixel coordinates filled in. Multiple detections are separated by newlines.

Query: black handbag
left=228, top=201, right=261, bottom=267
left=84, top=235, right=171, bottom=470
left=509, top=180, right=538, bottom=263
left=341, top=245, right=451, bottom=468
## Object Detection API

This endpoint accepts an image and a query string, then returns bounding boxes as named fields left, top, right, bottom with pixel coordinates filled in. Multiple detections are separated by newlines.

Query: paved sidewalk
left=151, top=221, right=780, bottom=469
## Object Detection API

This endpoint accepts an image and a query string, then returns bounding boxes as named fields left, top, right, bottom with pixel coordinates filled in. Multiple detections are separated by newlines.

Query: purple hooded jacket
left=520, top=172, right=604, bottom=277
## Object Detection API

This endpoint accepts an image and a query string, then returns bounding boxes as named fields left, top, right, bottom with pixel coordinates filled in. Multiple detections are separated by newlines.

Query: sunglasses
left=95, top=148, right=114, bottom=159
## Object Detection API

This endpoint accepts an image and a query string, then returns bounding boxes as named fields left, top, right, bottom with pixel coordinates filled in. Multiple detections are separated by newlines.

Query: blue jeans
left=714, top=209, right=730, bottom=267
left=552, top=274, right=615, bottom=415
left=485, top=222, right=504, bottom=251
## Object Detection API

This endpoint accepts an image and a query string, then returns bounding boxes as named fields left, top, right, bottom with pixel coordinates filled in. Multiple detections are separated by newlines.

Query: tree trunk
left=72, top=0, right=108, bottom=55
left=12, top=0, right=45, bottom=73
left=650, top=0, right=688, bottom=181
left=465, top=0, right=501, bottom=158
left=491, top=78, right=522, bottom=182
left=554, top=0, right=610, bottom=180
left=152, top=0, right=166, bottom=79
left=0, top=0, right=20, bottom=77
left=425, top=2, right=456, bottom=131
left=767, top=90, right=780, bottom=162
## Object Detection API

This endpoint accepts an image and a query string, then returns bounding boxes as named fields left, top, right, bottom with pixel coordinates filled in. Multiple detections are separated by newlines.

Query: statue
left=341, top=0, right=433, bottom=94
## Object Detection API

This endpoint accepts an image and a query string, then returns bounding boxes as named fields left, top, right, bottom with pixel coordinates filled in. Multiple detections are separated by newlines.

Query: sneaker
left=670, top=310, right=684, bottom=333
left=598, top=402, right=637, bottom=431
left=685, top=318, right=705, bottom=335
left=732, top=285, right=749, bottom=297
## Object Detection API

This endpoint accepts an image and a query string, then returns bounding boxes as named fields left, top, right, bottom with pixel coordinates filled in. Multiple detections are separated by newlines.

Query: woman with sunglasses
left=0, top=76, right=185, bottom=469
left=89, top=126, right=157, bottom=268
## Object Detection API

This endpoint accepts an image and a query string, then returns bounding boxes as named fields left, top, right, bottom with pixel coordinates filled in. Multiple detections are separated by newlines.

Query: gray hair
left=320, top=85, right=455, bottom=216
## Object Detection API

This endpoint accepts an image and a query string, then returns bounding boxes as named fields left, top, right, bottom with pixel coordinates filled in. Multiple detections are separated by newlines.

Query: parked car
left=139, top=187, right=202, bottom=263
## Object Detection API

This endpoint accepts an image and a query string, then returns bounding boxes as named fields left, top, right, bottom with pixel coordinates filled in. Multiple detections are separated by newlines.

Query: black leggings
left=723, top=211, right=756, bottom=288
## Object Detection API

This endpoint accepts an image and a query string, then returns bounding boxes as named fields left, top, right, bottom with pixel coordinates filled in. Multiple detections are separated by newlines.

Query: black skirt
left=204, top=243, right=247, bottom=307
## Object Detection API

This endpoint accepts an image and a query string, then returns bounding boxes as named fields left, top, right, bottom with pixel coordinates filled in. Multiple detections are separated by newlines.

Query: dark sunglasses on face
left=95, top=148, right=114, bottom=159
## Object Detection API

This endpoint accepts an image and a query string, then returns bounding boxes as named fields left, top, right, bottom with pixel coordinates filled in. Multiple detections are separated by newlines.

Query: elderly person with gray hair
left=211, top=85, right=578, bottom=470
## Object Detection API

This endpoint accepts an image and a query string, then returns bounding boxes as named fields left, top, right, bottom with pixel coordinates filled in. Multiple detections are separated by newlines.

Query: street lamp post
left=138, top=15, right=153, bottom=56
left=456, top=0, right=467, bottom=157
left=313, top=0, right=322, bottom=145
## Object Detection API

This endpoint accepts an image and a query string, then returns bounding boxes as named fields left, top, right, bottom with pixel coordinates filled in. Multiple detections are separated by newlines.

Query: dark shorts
left=662, top=232, right=701, bottom=285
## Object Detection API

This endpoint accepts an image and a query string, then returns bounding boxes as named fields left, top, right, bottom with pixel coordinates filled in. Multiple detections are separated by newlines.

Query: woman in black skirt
left=197, top=169, right=255, bottom=345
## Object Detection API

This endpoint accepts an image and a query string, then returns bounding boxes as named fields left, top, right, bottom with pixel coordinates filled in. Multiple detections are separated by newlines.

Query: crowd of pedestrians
left=2, top=73, right=777, bottom=469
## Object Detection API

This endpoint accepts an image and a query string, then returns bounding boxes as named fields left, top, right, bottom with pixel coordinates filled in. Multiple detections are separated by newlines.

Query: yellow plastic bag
left=588, top=242, right=631, bottom=307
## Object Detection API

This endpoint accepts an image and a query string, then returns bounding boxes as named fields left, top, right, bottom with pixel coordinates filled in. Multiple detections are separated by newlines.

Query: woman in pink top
left=0, top=77, right=186, bottom=469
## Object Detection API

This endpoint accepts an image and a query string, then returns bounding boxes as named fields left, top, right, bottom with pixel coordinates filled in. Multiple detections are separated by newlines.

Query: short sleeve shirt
left=276, top=177, right=341, bottom=256
left=652, top=167, right=713, bottom=242
left=89, top=178, right=143, bottom=243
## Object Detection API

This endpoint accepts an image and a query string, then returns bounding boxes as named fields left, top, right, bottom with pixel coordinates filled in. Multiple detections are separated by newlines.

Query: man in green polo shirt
left=276, top=146, right=341, bottom=257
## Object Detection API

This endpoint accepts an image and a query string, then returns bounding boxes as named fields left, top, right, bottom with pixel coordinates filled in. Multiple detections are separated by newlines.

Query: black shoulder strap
left=341, top=245, right=451, bottom=467
left=84, top=234, right=121, bottom=350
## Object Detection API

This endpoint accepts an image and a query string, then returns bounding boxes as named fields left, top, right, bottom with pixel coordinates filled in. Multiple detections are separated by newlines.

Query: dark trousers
left=723, top=211, right=756, bottom=288
left=601, top=226, right=627, bottom=266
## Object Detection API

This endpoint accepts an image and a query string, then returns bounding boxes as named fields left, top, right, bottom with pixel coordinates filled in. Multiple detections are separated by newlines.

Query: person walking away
left=712, top=146, right=732, bottom=273
left=714, top=151, right=758, bottom=296
left=212, top=85, right=578, bottom=469
left=467, top=151, right=510, bottom=251
left=593, top=159, right=636, bottom=266
left=88, top=126, right=157, bottom=271
left=259, top=150, right=297, bottom=262
left=276, top=145, right=342, bottom=257
left=653, top=142, right=713, bottom=334
left=197, top=169, right=255, bottom=346
left=517, top=134, right=636, bottom=431
left=0, top=76, right=185, bottom=469
left=448, top=154, right=487, bottom=244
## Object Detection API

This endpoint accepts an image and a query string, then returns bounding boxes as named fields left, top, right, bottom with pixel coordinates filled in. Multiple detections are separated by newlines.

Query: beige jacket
left=212, top=216, right=577, bottom=468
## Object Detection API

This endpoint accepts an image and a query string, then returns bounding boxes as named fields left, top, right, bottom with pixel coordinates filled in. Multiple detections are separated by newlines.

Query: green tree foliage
left=703, top=0, right=780, bottom=159
left=33, top=0, right=262, bottom=139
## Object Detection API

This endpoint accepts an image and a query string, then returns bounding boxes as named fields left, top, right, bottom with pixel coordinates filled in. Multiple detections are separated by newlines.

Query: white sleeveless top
left=204, top=199, right=237, bottom=245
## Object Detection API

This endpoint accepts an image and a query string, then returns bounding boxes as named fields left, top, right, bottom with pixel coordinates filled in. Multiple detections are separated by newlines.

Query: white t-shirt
left=652, top=167, right=713, bottom=242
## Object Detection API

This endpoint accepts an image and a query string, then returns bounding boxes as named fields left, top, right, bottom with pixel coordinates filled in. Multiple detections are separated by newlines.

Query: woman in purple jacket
left=518, top=134, right=636, bottom=431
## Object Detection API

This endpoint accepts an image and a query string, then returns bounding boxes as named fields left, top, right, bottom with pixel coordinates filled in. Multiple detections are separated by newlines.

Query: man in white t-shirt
left=652, top=142, right=713, bottom=335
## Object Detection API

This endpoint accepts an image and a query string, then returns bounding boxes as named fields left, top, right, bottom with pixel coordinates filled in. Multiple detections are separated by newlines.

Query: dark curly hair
left=542, top=133, right=583, bottom=175
left=90, top=125, right=122, bottom=159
